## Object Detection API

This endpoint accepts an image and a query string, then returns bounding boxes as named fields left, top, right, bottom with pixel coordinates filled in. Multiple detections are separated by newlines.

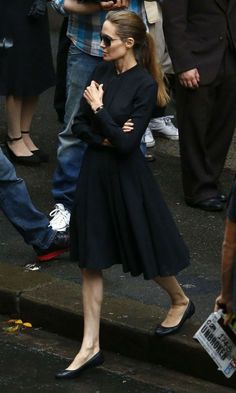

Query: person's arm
left=63, top=0, right=130, bottom=14
left=162, top=0, right=200, bottom=88
left=50, top=0, right=110, bottom=15
left=215, top=219, right=236, bottom=323
left=63, top=0, right=113, bottom=14
left=74, top=76, right=157, bottom=153
left=51, top=0, right=129, bottom=14
left=94, top=83, right=157, bottom=154
left=72, top=94, right=105, bottom=146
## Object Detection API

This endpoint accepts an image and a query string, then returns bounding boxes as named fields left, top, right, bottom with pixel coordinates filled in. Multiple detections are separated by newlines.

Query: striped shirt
left=51, top=1, right=146, bottom=57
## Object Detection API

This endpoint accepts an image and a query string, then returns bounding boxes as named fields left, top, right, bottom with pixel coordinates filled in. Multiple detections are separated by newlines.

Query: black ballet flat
left=55, top=351, right=104, bottom=380
left=31, top=149, right=49, bottom=163
left=155, top=300, right=195, bottom=337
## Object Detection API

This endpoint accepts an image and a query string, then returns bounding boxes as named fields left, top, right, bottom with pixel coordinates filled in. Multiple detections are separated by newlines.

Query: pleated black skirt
left=70, top=146, right=190, bottom=280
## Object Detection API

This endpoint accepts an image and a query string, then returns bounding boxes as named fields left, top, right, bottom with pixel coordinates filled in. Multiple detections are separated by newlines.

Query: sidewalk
left=1, top=31, right=236, bottom=389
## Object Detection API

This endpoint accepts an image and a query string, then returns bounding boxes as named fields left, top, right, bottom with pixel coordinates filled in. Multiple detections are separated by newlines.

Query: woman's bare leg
left=154, top=276, right=189, bottom=327
left=21, top=96, right=39, bottom=151
left=66, top=268, right=103, bottom=370
left=6, top=95, right=33, bottom=156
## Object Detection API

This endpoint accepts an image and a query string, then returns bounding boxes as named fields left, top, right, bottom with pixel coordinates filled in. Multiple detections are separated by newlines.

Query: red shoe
left=34, top=232, right=69, bottom=262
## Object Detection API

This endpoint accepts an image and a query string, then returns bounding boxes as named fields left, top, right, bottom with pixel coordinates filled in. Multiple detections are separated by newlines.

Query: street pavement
left=0, top=315, right=235, bottom=393
left=1, top=31, right=236, bottom=389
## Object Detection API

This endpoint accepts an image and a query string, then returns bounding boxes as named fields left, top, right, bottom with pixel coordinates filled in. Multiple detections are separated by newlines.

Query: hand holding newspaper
left=194, top=310, right=236, bottom=378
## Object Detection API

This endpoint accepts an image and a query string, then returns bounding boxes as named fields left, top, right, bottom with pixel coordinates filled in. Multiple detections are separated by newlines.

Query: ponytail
left=106, top=11, right=170, bottom=106
left=138, top=33, right=170, bottom=107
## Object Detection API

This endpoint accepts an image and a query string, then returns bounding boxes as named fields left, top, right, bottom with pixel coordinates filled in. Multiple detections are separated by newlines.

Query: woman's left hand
left=122, top=119, right=134, bottom=133
left=83, top=81, right=104, bottom=112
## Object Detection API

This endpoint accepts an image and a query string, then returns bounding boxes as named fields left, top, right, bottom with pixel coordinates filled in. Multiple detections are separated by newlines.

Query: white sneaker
left=49, top=203, right=71, bottom=232
left=142, top=126, right=155, bottom=147
left=149, top=116, right=179, bottom=140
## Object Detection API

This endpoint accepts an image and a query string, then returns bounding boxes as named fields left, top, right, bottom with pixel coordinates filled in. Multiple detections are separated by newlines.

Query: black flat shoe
left=31, top=149, right=49, bottom=163
left=187, top=197, right=224, bottom=212
left=55, top=351, right=104, bottom=380
left=5, top=136, right=41, bottom=166
left=21, top=131, right=49, bottom=163
left=155, top=300, right=195, bottom=337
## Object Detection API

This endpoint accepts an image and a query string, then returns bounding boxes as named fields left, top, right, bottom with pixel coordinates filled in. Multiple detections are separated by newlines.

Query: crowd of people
left=0, top=0, right=236, bottom=381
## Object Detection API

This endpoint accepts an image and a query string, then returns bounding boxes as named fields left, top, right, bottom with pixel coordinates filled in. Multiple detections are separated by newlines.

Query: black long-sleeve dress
left=0, top=0, right=55, bottom=96
left=70, top=62, right=189, bottom=280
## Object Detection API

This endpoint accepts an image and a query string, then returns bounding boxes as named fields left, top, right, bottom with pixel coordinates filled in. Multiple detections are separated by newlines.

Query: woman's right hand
left=122, top=119, right=134, bottom=133
left=84, top=81, right=104, bottom=112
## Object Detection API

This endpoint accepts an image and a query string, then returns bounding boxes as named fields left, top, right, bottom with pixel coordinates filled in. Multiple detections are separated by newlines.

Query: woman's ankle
left=172, top=296, right=189, bottom=307
left=67, top=346, right=100, bottom=370
left=21, top=131, right=39, bottom=151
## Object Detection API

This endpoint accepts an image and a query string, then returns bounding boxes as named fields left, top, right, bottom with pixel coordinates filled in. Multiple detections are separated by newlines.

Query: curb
left=0, top=262, right=235, bottom=388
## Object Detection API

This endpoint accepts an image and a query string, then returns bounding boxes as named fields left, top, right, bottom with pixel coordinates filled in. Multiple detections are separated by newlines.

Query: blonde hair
left=106, top=10, right=169, bottom=107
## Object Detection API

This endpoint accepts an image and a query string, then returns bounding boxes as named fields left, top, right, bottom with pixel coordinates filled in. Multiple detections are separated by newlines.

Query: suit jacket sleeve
left=162, top=0, right=197, bottom=74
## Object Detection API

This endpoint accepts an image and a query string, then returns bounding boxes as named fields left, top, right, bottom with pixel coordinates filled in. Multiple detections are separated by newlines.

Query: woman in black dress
left=56, top=10, right=195, bottom=379
left=0, top=0, right=55, bottom=165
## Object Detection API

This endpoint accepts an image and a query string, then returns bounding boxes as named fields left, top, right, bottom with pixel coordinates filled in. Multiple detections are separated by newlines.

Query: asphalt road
left=0, top=315, right=234, bottom=393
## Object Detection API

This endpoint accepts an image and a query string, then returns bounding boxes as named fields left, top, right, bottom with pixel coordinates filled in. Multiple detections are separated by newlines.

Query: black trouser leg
left=176, top=72, right=236, bottom=203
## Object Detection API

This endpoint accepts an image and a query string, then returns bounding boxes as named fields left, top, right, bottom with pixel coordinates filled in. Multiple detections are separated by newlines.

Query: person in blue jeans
left=0, top=147, right=69, bottom=261
left=49, top=0, right=146, bottom=232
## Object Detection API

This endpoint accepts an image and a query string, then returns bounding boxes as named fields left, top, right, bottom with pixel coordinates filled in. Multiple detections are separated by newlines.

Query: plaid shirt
left=51, top=1, right=146, bottom=57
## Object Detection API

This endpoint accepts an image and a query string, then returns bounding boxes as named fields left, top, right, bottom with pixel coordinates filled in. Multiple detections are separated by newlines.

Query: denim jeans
left=140, top=141, right=147, bottom=155
left=52, top=45, right=102, bottom=211
left=0, top=148, right=55, bottom=249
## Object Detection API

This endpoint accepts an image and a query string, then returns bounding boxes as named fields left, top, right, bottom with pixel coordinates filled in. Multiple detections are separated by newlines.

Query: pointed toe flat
left=55, top=351, right=104, bottom=380
left=155, top=300, right=195, bottom=337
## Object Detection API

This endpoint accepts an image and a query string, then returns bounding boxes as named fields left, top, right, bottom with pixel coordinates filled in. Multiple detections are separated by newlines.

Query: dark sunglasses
left=100, top=34, right=120, bottom=47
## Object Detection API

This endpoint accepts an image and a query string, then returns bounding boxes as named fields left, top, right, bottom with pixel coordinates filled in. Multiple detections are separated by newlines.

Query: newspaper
left=194, top=311, right=236, bottom=378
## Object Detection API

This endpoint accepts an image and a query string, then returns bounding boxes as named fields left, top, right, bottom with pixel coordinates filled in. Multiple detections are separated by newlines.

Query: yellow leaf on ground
left=14, top=319, right=23, bottom=325
left=23, top=322, right=32, bottom=328
left=4, top=325, right=20, bottom=333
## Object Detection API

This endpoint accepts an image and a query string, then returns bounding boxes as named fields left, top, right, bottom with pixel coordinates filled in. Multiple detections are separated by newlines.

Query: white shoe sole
left=157, top=132, right=179, bottom=141
left=145, top=140, right=156, bottom=147
left=49, top=224, right=69, bottom=232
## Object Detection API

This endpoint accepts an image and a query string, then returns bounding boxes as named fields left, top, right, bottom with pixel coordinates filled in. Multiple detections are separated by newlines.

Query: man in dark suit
left=162, top=0, right=236, bottom=211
